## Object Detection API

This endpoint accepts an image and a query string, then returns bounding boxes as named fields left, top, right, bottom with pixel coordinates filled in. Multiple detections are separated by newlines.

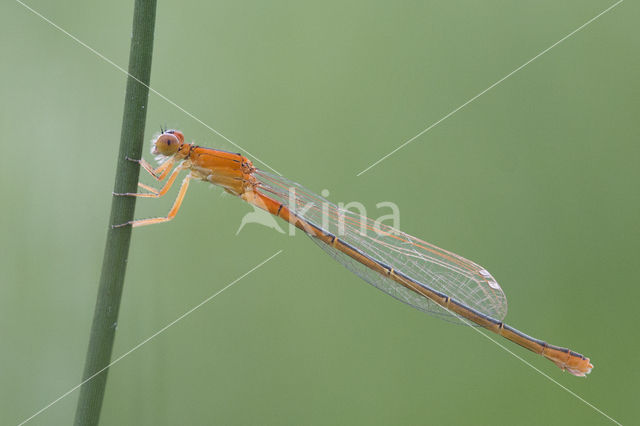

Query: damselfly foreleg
left=126, top=155, right=175, bottom=181
left=114, top=163, right=188, bottom=198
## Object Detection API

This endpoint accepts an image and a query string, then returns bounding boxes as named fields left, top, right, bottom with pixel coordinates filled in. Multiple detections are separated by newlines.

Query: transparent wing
left=255, top=170, right=508, bottom=321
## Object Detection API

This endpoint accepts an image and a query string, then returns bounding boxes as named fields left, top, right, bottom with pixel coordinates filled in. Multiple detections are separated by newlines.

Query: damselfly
left=114, top=130, right=593, bottom=377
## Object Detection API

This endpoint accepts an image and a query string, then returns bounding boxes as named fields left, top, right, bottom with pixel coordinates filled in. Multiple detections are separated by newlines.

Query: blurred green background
left=1, top=0, right=638, bottom=424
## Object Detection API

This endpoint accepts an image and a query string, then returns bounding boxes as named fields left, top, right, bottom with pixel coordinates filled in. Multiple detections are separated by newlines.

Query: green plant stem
left=74, top=1, right=157, bottom=425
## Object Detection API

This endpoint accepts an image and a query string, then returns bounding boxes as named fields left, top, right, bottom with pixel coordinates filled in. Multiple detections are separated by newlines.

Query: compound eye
left=154, top=133, right=180, bottom=155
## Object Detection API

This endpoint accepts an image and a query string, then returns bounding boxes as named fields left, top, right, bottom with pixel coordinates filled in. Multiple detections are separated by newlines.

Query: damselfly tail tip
left=555, top=356, right=593, bottom=377
left=543, top=347, right=593, bottom=377
left=566, top=359, right=593, bottom=377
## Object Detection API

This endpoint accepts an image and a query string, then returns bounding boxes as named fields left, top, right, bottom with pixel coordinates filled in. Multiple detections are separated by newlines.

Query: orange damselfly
left=114, top=129, right=593, bottom=377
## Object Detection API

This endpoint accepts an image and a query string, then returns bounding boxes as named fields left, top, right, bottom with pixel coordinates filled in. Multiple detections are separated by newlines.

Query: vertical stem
left=74, top=1, right=157, bottom=425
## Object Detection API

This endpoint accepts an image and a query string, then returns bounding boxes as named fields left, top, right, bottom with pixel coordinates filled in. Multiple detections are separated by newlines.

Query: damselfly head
left=152, top=129, right=185, bottom=156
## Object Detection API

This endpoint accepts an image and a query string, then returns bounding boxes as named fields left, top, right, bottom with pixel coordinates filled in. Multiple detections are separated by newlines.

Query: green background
left=2, top=1, right=638, bottom=424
